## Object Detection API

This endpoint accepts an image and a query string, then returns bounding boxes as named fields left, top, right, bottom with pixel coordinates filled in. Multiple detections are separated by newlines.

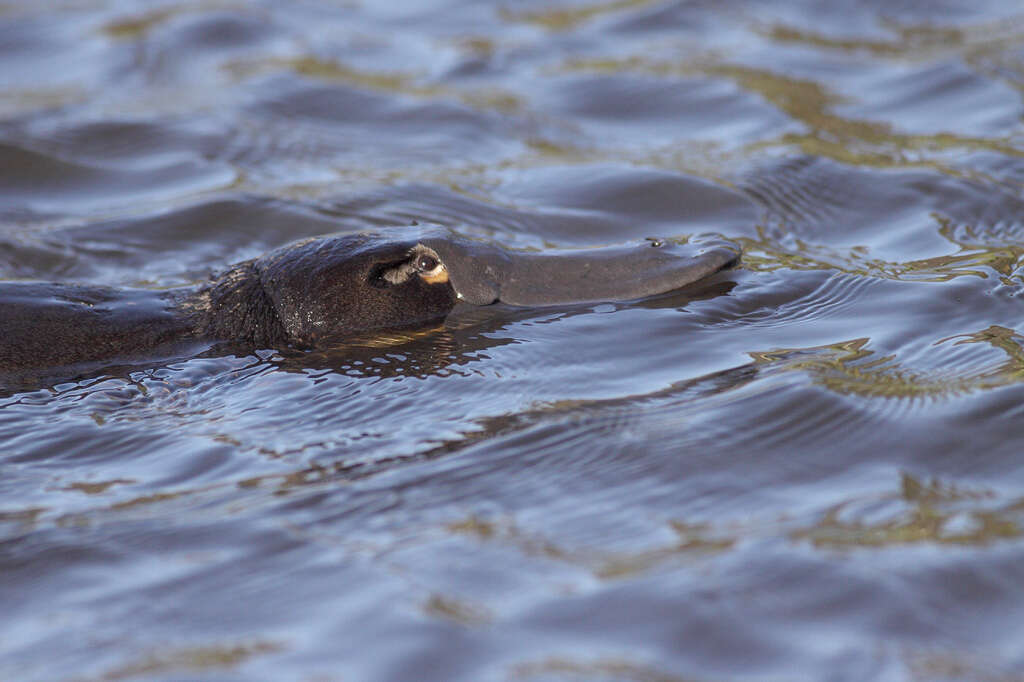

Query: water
left=2, top=1, right=1024, bottom=680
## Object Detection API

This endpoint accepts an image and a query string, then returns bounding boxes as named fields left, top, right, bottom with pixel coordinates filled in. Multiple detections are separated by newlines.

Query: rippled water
left=2, top=1, right=1024, bottom=680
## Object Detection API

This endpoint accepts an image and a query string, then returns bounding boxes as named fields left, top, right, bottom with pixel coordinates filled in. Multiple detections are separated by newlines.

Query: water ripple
left=0, top=141, right=235, bottom=218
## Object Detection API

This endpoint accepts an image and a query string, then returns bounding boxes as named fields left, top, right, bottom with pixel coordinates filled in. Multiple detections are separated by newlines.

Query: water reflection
left=501, top=0, right=658, bottom=31
left=794, top=472, right=1022, bottom=548
left=748, top=326, right=1024, bottom=399
left=509, top=658, right=695, bottom=682
left=563, top=56, right=1022, bottom=168
left=449, top=515, right=733, bottom=580
left=75, top=641, right=283, bottom=682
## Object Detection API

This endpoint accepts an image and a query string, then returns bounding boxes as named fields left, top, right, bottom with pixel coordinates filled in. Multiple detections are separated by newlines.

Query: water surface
left=2, top=1, right=1024, bottom=680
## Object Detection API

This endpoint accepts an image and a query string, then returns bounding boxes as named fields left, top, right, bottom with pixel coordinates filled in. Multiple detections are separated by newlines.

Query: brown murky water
left=2, top=1, right=1024, bottom=680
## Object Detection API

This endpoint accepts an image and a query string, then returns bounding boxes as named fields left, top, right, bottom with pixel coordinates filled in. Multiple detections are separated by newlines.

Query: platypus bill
left=0, top=224, right=739, bottom=378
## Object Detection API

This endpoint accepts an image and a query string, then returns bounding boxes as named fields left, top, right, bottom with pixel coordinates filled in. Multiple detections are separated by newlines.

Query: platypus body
left=0, top=225, right=739, bottom=376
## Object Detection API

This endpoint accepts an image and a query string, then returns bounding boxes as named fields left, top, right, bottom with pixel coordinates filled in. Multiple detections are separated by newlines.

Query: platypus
left=0, top=224, right=739, bottom=375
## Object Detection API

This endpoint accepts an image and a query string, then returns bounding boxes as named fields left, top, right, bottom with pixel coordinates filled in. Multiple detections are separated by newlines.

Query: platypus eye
left=415, top=254, right=439, bottom=272
left=369, top=245, right=447, bottom=288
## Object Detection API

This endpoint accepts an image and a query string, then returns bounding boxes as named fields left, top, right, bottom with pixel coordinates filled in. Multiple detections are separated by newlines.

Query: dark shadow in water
left=0, top=343, right=211, bottom=401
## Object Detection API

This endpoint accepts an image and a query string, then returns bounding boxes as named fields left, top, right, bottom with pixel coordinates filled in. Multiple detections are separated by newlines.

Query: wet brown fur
left=0, top=235, right=456, bottom=374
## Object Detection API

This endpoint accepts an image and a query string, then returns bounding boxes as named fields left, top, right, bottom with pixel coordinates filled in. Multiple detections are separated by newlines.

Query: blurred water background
left=2, top=1, right=1024, bottom=680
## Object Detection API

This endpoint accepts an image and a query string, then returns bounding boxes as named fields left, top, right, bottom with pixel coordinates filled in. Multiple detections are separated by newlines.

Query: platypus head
left=255, top=233, right=456, bottom=347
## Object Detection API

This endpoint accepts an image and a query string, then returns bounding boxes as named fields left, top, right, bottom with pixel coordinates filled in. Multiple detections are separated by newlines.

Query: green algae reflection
left=80, top=641, right=283, bottom=682
left=501, top=0, right=657, bottom=31
left=737, top=216, right=1024, bottom=284
left=563, top=56, right=1023, bottom=173
left=448, top=516, right=733, bottom=581
left=793, top=472, right=1022, bottom=549
left=751, top=327, right=1024, bottom=401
